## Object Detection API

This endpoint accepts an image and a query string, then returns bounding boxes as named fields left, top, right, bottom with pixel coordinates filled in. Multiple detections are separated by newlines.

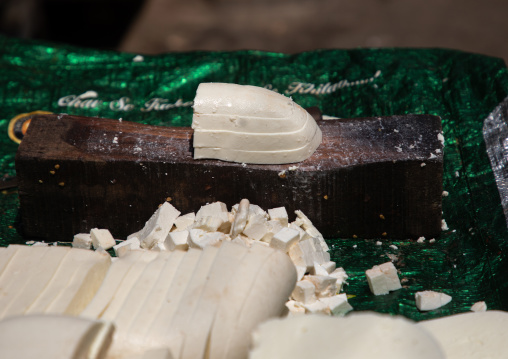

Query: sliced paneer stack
left=25, top=247, right=111, bottom=315
left=192, top=83, right=322, bottom=164
left=140, top=249, right=203, bottom=353
left=417, top=310, right=508, bottom=359
left=1, top=246, right=71, bottom=318
left=98, top=251, right=158, bottom=321
left=0, top=314, right=114, bottom=359
left=0, top=245, right=50, bottom=318
left=81, top=250, right=147, bottom=319
left=122, top=250, right=186, bottom=345
left=179, top=242, right=249, bottom=359
left=216, top=245, right=297, bottom=359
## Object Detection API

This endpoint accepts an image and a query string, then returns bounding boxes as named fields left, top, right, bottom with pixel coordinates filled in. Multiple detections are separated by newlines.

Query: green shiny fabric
left=1, top=35, right=508, bottom=321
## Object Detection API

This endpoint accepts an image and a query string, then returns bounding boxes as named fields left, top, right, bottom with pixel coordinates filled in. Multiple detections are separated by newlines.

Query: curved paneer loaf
left=0, top=314, right=114, bottom=359
left=192, top=83, right=322, bottom=164
left=249, top=313, right=446, bottom=359
left=417, top=310, right=508, bottom=359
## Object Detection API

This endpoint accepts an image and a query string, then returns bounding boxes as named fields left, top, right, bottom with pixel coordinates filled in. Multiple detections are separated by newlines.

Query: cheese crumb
left=415, top=290, right=452, bottom=311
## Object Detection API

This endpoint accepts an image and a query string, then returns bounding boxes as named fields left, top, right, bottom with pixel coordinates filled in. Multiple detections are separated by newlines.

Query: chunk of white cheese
left=270, top=227, right=300, bottom=252
left=304, top=275, right=337, bottom=298
left=173, top=212, right=196, bottom=231
left=90, top=228, right=116, bottom=250
left=113, top=237, right=141, bottom=257
left=188, top=229, right=226, bottom=249
left=294, top=210, right=329, bottom=251
left=231, top=199, right=250, bottom=237
left=318, top=293, right=353, bottom=316
left=366, top=261, right=402, bottom=295
left=291, top=280, right=317, bottom=304
left=73, top=233, right=93, bottom=249
left=164, top=230, right=190, bottom=251
left=415, top=290, right=452, bottom=311
left=191, top=83, right=322, bottom=164
left=268, top=206, right=289, bottom=226
left=242, top=214, right=270, bottom=241
left=0, top=314, right=114, bottom=359
left=470, top=301, right=487, bottom=312
left=138, top=202, right=181, bottom=249
left=249, top=313, right=445, bottom=359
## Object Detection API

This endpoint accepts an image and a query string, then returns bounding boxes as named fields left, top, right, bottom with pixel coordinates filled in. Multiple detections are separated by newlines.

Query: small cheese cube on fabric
left=270, top=227, right=300, bottom=252
left=470, top=301, right=487, bottom=312
left=268, top=207, right=289, bottom=227
left=90, top=228, right=116, bottom=250
left=72, top=233, right=92, bottom=249
left=188, top=229, right=225, bottom=249
left=113, top=237, right=141, bottom=257
left=304, top=275, right=337, bottom=297
left=164, top=230, right=189, bottom=251
left=173, top=212, right=196, bottom=231
left=366, top=261, right=402, bottom=295
left=291, top=280, right=317, bottom=304
left=415, top=291, right=452, bottom=311
left=319, top=294, right=353, bottom=316
left=243, top=214, right=270, bottom=241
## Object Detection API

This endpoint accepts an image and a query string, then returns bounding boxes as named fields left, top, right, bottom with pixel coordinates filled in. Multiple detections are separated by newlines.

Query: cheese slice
left=0, top=245, right=20, bottom=278
left=126, top=250, right=186, bottom=339
left=162, top=245, right=220, bottom=358
left=81, top=250, right=145, bottom=319
left=0, top=246, right=50, bottom=318
left=44, top=248, right=111, bottom=315
left=143, top=249, right=202, bottom=348
left=193, top=129, right=321, bottom=164
left=193, top=115, right=317, bottom=151
left=100, top=250, right=158, bottom=321
left=208, top=244, right=275, bottom=359
left=223, top=248, right=297, bottom=359
left=180, top=242, right=249, bottom=359
left=0, top=314, right=114, bottom=359
left=249, top=313, right=445, bottom=359
left=417, top=310, right=508, bottom=359
left=2, top=246, right=71, bottom=318
left=26, top=248, right=110, bottom=315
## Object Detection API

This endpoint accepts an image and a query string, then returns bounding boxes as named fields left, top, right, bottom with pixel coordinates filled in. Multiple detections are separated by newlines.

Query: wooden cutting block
left=15, top=113, right=443, bottom=241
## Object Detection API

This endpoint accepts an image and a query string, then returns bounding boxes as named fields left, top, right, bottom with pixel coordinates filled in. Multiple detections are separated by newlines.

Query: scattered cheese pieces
left=90, top=228, right=116, bottom=250
left=415, top=290, right=452, bottom=311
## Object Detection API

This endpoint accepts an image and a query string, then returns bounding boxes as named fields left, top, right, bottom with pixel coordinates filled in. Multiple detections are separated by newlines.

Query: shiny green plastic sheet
left=1, top=35, right=508, bottom=321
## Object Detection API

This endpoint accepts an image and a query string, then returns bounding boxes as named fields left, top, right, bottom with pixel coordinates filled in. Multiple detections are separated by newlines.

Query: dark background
left=1, top=0, right=507, bottom=62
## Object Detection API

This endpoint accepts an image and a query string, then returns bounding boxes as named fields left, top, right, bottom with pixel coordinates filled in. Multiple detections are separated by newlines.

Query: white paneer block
left=294, top=210, right=329, bottom=251
left=138, top=202, right=181, bottom=249
left=319, top=294, right=353, bottom=316
left=415, top=291, right=452, bottom=311
left=243, top=214, right=270, bottom=241
left=268, top=207, right=289, bottom=227
left=366, top=262, right=402, bottom=295
left=90, top=228, right=116, bottom=250
left=164, top=230, right=189, bottom=251
left=260, top=220, right=284, bottom=243
left=329, top=267, right=348, bottom=292
left=188, top=229, right=226, bottom=249
left=321, top=261, right=336, bottom=274
left=288, top=237, right=330, bottom=271
left=195, top=202, right=229, bottom=222
left=285, top=300, right=305, bottom=316
left=311, top=262, right=329, bottom=276
left=113, top=237, right=141, bottom=257
left=295, top=265, right=306, bottom=281
left=291, top=280, right=317, bottom=304
left=270, top=227, right=300, bottom=252
left=72, top=233, right=92, bottom=249
left=191, top=216, right=224, bottom=232
left=302, top=300, right=329, bottom=314
left=152, top=242, right=166, bottom=251
left=304, top=275, right=337, bottom=298
left=470, top=301, right=487, bottom=312
left=289, top=223, right=311, bottom=241
left=173, top=212, right=196, bottom=231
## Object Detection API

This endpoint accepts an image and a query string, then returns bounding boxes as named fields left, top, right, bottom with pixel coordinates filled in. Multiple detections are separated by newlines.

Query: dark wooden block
left=15, top=113, right=443, bottom=241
